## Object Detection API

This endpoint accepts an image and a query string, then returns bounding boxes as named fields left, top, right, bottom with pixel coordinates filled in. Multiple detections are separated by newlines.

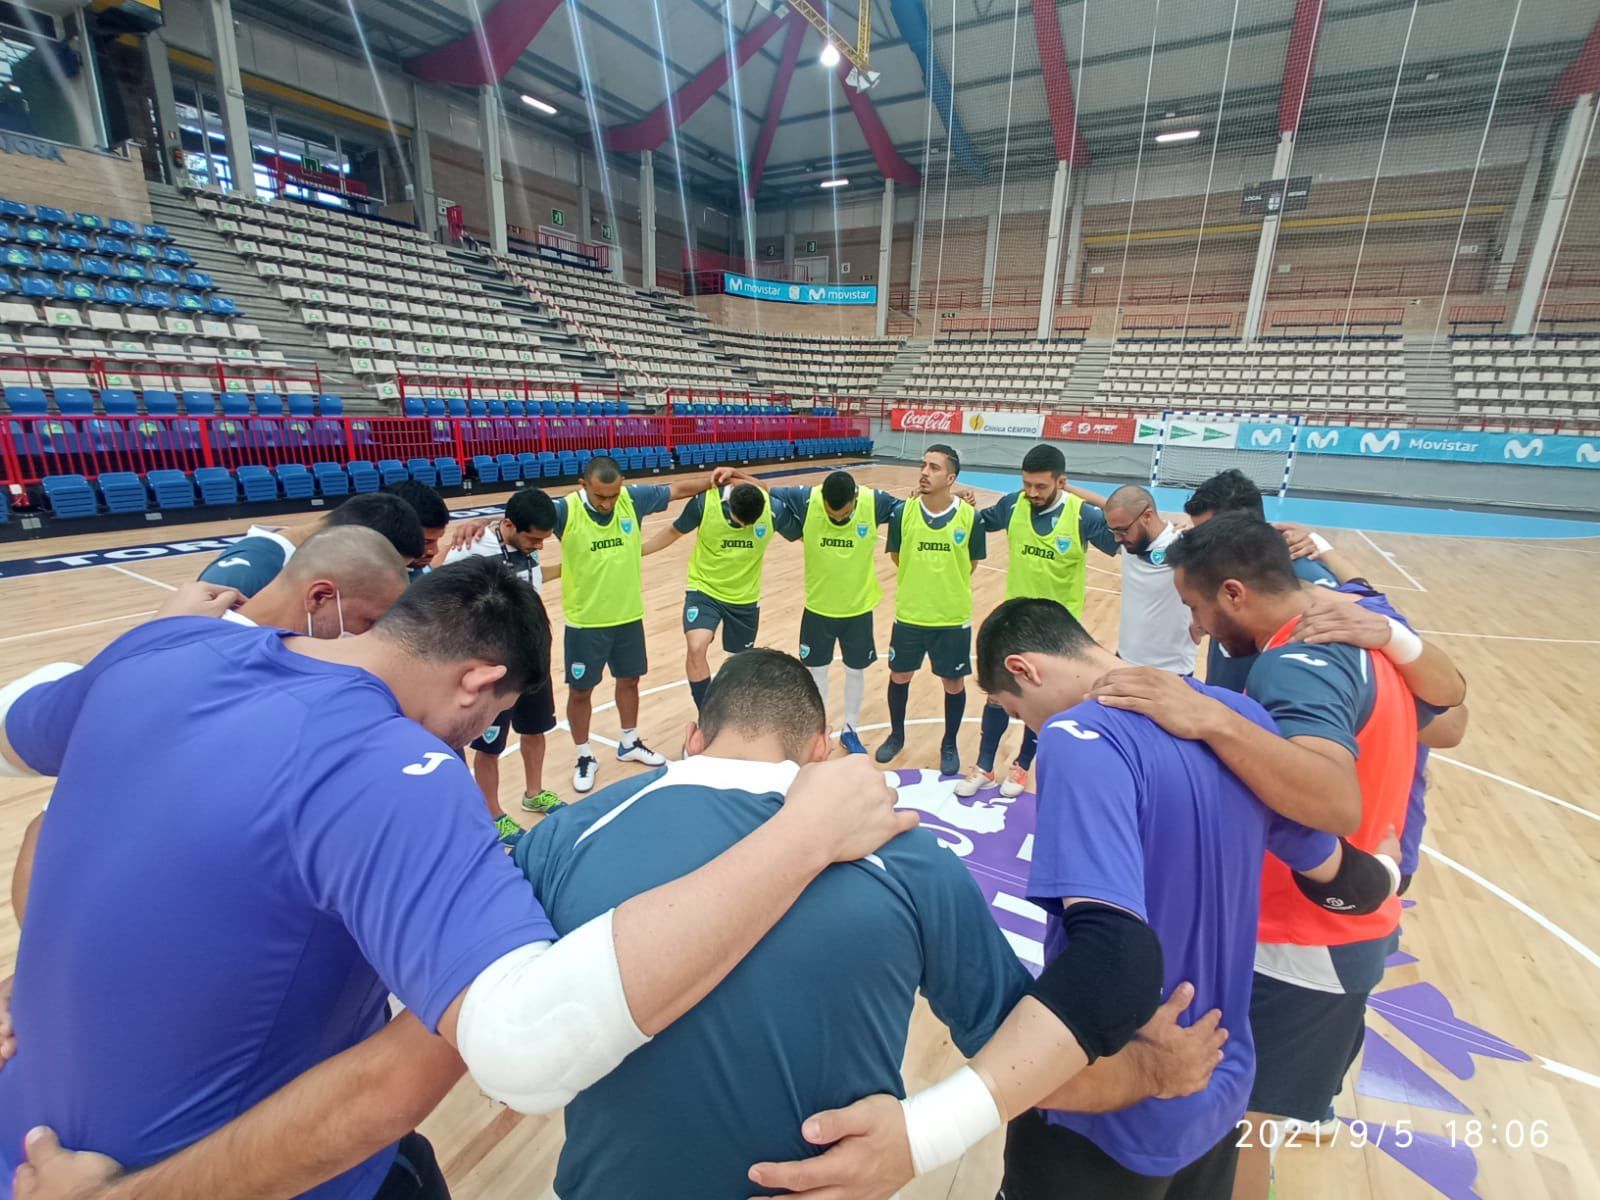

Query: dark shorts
left=1247, top=971, right=1370, bottom=1121
left=683, top=588, right=760, bottom=652
left=372, top=1132, right=450, bottom=1200
left=999, top=1110, right=1238, bottom=1200
left=565, top=620, right=648, bottom=689
left=799, top=609, right=877, bottom=669
left=470, top=676, right=557, bottom=754
left=888, top=620, right=972, bottom=678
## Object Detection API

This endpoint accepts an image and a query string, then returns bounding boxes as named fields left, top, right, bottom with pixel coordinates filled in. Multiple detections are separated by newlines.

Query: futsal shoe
left=874, top=732, right=905, bottom=763
left=494, top=814, right=524, bottom=846
left=953, top=767, right=997, bottom=797
left=618, top=736, right=666, bottom=767
left=839, top=727, right=868, bottom=756
left=573, top=754, right=599, bottom=793
left=521, top=789, right=564, bottom=815
left=1001, top=762, right=1030, bottom=798
left=939, top=743, right=961, bottom=777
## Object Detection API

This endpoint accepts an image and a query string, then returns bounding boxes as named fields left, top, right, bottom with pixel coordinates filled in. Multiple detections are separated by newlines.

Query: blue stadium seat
left=142, top=223, right=173, bottom=242
left=517, top=452, right=539, bottom=480
left=54, top=389, right=95, bottom=415
left=184, top=270, right=216, bottom=291
left=100, top=389, right=138, bottom=415
left=236, top=465, right=278, bottom=502
left=0, top=270, right=15, bottom=294
left=99, top=471, right=148, bottom=514
left=0, top=495, right=7, bottom=524
left=286, top=394, right=316, bottom=418
left=4, top=387, right=48, bottom=414
left=317, top=394, right=343, bottom=416
left=208, top=296, right=238, bottom=316
left=402, top=397, right=425, bottom=418
left=434, top=456, right=462, bottom=487
left=18, top=224, right=49, bottom=245
left=78, top=255, right=113, bottom=280
left=505, top=401, right=525, bottom=417
left=275, top=464, right=315, bottom=499
left=312, top=462, right=350, bottom=497
left=41, top=474, right=97, bottom=518
left=446, top=398, right=468, bottom=418
left=37, top=250, right=72, bottom=274
left=181, top=391, right=217, bottom=415
left=150, top=264, right=182, bottom=286
left=0, top=198, right=28, bottom=220
left=72, top=211, right=103, bottom=232
left=194, top=467, right=238, bottom=505
left=34, top=206, right=67, bottom=226
left=471, top=455, right=500, bottom=484
left=175, top=291, right=206, bottom=312
left=406, top=458, right=438, bottom=487
left=495, top=452, right=520, bottom=481
left=147, top=469, right=196, bottom=510
left=376, top=459, right=408, bottom=488
left=220, top=394, right=253, bottom=417
left=347, top=460, right=380, bottom=493
left=161, top=246, right=193, bottom=266
left=107, top=218, right=138, bottom=237
left=424, top=398, right=446, bottom=418
left=487, top=400, right=506, bottom=417
left=535, top=451, right=556, bottom=478
left=136, top=286, right=172, bottom=309
left=101, top=282, right=136, bottom=306
left=60, top=279, right=99, bottom=302
left=114, top=260, right=145, bottom=283
left=468, top=400, right=488, bottom=417
left=96, top=235, right=129, bottom=258
left=21, top=275, right=58, bottom=299
left=130, top=241, right=158, bottom=262
left=556, top=451, right=579, bottom=477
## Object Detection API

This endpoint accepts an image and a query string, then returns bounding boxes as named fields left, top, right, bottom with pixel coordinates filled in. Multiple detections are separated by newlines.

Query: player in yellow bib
left=877, top=445, right=987, bottom=776
left=554, top=455, right=739, bottom=793
left=771, top=471, right=901, bottom=753
left=955, top=443, right=1118, bottom=797
left=640, top=472, right=767, bottom=712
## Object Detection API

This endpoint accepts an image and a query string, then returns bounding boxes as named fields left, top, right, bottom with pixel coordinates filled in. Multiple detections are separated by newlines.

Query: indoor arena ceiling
left=234, top=0, right=1600, bottom=203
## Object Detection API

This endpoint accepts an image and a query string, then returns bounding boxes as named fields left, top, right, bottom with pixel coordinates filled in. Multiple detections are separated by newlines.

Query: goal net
left=1150, top=411, right=1300, bottom=496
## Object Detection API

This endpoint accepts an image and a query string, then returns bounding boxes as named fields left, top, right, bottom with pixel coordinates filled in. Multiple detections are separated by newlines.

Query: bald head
left=1105, top=485, right=1162, bottom=554
left=244, top=526, right=410, bottom=637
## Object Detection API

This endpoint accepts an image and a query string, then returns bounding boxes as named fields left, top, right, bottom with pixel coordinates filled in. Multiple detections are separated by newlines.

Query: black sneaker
left=875, top=732, right=905, bottom=764
left=939, top=742, right=961, bottom=777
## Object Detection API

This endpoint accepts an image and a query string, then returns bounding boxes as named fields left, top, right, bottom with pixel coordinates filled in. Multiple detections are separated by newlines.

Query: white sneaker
left=573, top=754, right=599, bottom=793
left=617, top=736, right=666, bottom=767
left=999, top=762, right=1030, bottom=798
left=953, top=767, right=997, bottom=797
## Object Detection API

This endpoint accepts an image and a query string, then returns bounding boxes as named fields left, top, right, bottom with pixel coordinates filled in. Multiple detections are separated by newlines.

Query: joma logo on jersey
left=720, top=536, right=755, bottom=549
left=591, top=536, right=625, bottom=551
left=917, top=540, right=954, bottom=552
left=819, top=536, right=856, bottom=549
left=1021, top=545, right=1057, bottom=560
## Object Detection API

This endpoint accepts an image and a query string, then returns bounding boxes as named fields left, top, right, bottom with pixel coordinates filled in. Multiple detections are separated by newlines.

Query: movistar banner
left=723, top=272, right=877, bottom=306
left=1240, top=423, right=1600, bottom=470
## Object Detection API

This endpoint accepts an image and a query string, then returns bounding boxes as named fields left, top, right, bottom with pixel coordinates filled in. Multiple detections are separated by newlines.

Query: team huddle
left=0, top=447, right=1468, bottom=1200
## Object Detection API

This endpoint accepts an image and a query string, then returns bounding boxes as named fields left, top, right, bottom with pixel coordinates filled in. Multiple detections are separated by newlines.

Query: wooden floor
left=2, top=460, right=1599, bottom=1199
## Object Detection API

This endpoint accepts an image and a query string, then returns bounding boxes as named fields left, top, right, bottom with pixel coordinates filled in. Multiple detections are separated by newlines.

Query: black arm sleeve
left=1027, top=902, right=1164, bottom=1064
left=1292, top=838, right=1395, bottom=916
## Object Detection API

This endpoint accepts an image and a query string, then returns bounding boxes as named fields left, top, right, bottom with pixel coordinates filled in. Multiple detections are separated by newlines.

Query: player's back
left=515, top=756, right=1028, bottom=1199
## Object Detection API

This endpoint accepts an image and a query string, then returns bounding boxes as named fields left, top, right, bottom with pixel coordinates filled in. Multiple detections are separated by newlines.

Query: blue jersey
left=1028, top=684, right=1335, bottom=1176
left=0, top=619, right=556, bottom=1200
left=1204, top=556, right=1341, bottom=691
left=515, top=755, right=1029, bottom=1199
left=196, top=526, right=296, bottom=596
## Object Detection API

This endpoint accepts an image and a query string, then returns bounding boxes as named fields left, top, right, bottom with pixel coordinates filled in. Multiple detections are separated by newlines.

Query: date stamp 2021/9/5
left=1236, top=1117, right=1552, bottom=1151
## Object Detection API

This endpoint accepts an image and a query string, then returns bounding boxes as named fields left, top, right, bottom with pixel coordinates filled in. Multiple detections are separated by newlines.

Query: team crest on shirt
left=799, top=643, right=811, bottom=659
left=481, top=725, right=502, bottom=743
left=856, top=523, right=869, bottom=538
left=1056, top=536, right=1073, bottom=554
left=755, top=524, right=768, bottom=539
left=686, top=606, right=700, bottom=622
left=620, top=518, right=634, bottom=534
left=953, top=530, right=966, bottom=545
left=1150, top=548, right=1167, bottom=566
left=572, top=663, right=587, bottom=680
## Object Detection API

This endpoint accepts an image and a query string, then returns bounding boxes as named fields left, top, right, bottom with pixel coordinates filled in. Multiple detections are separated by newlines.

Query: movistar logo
left=1360, top=431, right=1401, bottom=455
left=1578, top=443, right=1600, bottom=464
left=1251, top=428, right=1284, bottom=447
left=1307, top=430, right=1340, bottom=450
left=1504, top=437, right=1544, bottom=460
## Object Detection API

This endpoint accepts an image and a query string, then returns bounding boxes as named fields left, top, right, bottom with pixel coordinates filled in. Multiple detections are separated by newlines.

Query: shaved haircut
left=283, top=526, right=409, bottom=594
left=1106, top=484, right=1155, bottom=514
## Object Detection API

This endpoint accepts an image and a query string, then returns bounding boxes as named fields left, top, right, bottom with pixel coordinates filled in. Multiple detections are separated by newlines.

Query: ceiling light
left=820, top=177, right=849, bottom=188
left=1155, top=129, right=1201, bottom=144
left=819, top=42, right=841, bottom=68
left=520, top=94, right=557, bottom=115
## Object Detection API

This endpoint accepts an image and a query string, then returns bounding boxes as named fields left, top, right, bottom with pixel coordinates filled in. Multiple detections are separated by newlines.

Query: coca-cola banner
left=1041, top=415, right=1137, bottom=444
left=890, top=407, right=964, bottom=433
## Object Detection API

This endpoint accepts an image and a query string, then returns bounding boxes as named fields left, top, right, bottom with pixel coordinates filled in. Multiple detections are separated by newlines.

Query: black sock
left=689, top=677, right=710, bottom=711
left=1017, top=725, right=1039, bottom=770
left=977, top=701, right=1008, bottom=772
left=887, top=680, right=910, bottom=737
left=943, top=689, right=967, bottom=749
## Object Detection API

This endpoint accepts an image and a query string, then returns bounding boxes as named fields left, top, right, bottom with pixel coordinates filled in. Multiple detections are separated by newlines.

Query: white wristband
left=1376, top=854, right=1403, bottom=896
left=1382, top=619, right=1424, bottom=665
left=900, top=1066, right=1002, bottom=1176
left=1309, top=532, right=1333, bottom=557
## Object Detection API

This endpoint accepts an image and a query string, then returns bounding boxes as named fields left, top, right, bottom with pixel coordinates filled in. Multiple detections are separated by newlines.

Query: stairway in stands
left=145, top=183, right=364, bottom=404
left=871, top=337, right=932, bottom=398
left=639, top=287, right=761, bottom=392
left=1402, top=338, right=1460, bottom=417
left=1060, top=339, right=1114, bottom=406
left=447, top=247, right=618, bottom=391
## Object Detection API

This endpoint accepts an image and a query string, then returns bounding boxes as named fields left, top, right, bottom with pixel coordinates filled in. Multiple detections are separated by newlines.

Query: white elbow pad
left=456, top=909, right=651, bottom=1114
left=0, top=663, right=82, bottom=778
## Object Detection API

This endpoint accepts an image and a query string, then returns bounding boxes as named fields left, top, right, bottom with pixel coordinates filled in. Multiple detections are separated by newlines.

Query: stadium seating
left=347, top=460, right=380, bottom=493
left=194, top=467, right=239, bottom=505
left=1099, top=338, right=1408, bottom=413
left=716, top=328, right=900, bottom=395
left=147, top=469, right=197, bottom=509
left=41, top=474, right=97, bottom=518
left=903, top=341, right=1080, bottom=405
left=1451, top=336, right=1600, bottom=420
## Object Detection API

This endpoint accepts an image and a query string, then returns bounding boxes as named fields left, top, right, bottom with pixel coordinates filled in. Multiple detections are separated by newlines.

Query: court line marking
left=101, top=565, right=178, bottom=592
left=1431, top=755, right=1600, bottom=823
left=1537, top=1056, right=1600, bottom=1090
left=1355, top=529, right=1426, bottom=592
left=0, top=610, right=157, bottom=645
left=1420, top=843, right=1600, bottom=972
left=977, top=563, right=1119, bottom=594
left=1417, top=629, right=1600, bottom=646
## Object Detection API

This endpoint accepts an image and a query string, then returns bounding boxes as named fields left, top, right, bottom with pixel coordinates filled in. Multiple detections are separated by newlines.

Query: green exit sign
left=301, top=155, right=322, bottom=174
left=805, top=239, right=817, bottom=254
left=601, top=222, right=614, bottom=241
left=552, top=208, right=566, bottom=227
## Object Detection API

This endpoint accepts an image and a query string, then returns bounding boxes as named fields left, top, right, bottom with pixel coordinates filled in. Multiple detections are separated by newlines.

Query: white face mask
left=307, top=590, right=352, bottom=639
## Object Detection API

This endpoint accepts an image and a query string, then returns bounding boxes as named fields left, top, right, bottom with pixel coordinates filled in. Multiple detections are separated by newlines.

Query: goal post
left=1148, top=410, right=1301, bottom=497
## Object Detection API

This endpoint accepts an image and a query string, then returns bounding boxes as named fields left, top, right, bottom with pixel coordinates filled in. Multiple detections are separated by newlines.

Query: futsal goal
left=1148, top=411, right=1301, bottom=497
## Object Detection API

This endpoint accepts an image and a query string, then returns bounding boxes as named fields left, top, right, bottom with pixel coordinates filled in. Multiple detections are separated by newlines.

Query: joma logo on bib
left=1021, top=545, right=1058, bottom=561
left=590, top=536, right=625, bottom=551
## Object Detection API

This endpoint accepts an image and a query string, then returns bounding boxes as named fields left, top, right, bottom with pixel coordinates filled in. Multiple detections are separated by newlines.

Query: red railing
left=0, top=349, right=323, bottom=394
left=0, top=412, right=871, bottom=489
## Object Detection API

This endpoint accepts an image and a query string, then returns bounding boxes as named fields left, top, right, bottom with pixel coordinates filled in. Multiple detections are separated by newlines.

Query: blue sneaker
left=839, top=727, right=867, bottom=755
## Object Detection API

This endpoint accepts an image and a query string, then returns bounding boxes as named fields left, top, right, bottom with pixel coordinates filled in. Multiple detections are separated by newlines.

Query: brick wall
left=0, top=140, right=151, bottom=225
